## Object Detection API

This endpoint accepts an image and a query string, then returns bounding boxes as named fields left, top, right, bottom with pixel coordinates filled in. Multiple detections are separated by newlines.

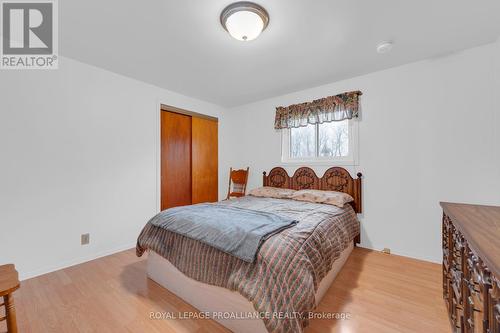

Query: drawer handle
left=464, top=279, right=480, bottom=293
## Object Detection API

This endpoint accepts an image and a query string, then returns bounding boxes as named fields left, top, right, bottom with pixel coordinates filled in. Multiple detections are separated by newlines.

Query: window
left=281, top=119, right=358, bottom=164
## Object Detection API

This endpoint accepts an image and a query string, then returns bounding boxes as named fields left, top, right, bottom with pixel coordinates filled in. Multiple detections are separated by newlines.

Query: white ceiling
left=60, top=0, right=500, bottom=107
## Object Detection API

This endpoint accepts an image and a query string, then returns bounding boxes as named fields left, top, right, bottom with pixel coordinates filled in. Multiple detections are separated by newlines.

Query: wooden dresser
left=441, top=202, right=500, bottom=333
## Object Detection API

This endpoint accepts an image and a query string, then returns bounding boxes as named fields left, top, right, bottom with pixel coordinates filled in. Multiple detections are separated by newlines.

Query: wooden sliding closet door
left=191, top=117, right=218, bottom=204
left=160, top=111, right=192, bottom=210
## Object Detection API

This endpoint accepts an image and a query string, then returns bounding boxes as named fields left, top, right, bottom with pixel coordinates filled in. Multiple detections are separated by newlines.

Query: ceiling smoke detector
left=377, top=41, right=394, bottom=54
left=220, top=2, right=269, bottom=41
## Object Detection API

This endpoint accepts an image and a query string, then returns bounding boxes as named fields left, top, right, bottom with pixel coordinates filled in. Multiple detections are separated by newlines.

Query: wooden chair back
left=227, top=167, right=249, bottom=199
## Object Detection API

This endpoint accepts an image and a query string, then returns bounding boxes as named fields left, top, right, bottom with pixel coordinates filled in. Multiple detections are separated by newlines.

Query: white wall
left=225, top=41, right=500, bottom=263
left=495, top=38, right=500, bottom=161
left=0, top=57, right=227, bottom=279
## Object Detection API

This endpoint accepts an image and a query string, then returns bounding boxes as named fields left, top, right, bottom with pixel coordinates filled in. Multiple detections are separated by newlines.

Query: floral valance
left=274, top=91, right=362, bottom=129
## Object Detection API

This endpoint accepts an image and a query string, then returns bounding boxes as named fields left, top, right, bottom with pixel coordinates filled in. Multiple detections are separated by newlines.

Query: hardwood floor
left=5, top=248, right=450, bottom=333
left=307, top=248, right=450, bottom=333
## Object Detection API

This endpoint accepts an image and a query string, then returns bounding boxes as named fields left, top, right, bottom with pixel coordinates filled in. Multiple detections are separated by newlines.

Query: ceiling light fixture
left=376, top=41, right=394, bottom=54
left=220, top=2, right=269, bottom=41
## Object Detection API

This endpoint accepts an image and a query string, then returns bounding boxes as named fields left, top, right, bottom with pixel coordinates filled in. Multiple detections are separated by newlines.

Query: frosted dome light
left=221, top=2, right=269, bottom=41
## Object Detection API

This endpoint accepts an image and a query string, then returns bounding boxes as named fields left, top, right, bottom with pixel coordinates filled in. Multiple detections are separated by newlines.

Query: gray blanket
left=148, top=203, right=298, bottom=262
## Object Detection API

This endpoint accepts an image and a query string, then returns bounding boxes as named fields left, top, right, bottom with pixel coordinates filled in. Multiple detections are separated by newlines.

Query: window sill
left=280, top=159, right=358, bottom=167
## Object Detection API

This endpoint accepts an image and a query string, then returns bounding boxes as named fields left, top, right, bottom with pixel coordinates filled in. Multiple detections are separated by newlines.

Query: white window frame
left=281, top=119, right=359, bottom=166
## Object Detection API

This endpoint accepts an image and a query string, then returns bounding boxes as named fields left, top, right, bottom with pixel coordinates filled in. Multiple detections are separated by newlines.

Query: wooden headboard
left=263, top=167, right=363, bottom=213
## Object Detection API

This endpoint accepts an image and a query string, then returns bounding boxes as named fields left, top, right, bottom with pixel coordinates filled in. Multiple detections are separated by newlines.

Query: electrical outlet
left=81, top=233, right=90, bottom=245
left=382, top=248, right=391, bottom=255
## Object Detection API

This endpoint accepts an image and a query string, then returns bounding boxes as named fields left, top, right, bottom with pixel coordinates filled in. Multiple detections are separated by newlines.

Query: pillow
left=248, top=187, right=296, bottom=199
left=290, top=189, right=354, bottom=208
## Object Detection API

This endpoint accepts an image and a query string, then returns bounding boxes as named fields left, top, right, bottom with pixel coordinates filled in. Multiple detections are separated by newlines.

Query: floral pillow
left=248, top=187, right=296, bottom=199
left=290, top=189, right=354, bottom=208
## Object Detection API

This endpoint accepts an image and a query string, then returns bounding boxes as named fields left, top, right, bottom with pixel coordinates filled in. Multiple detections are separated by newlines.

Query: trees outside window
left=282, top=119, right=357, bottom=164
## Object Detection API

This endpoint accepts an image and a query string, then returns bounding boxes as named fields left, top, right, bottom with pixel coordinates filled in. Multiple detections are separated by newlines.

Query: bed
left=137, top=166, right=362, bottom=333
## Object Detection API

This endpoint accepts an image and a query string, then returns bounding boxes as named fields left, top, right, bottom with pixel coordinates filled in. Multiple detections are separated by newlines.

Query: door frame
left=155, top=102, right=219, bottom=213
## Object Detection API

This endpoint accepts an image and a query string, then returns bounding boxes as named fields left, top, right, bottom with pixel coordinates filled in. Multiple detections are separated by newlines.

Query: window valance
left=274, top=91, right=362, bottom=129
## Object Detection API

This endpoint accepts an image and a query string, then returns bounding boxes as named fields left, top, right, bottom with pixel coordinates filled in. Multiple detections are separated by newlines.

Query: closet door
left=191, top=117, right=218, bottom=204
left=161, top=111, right=192, bottom=210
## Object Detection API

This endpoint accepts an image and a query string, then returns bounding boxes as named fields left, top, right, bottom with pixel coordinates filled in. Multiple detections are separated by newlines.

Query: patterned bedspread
left=136, top=196, right=360, bottom=333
